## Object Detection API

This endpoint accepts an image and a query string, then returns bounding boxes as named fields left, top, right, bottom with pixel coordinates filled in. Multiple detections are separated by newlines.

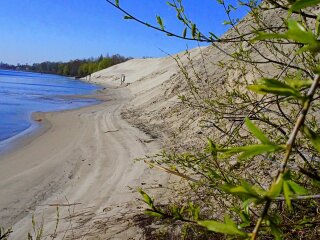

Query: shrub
left=108, top=1, right=320, bottom=238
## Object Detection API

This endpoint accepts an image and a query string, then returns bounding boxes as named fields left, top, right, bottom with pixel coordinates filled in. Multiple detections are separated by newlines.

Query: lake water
left=0, top=69, right=100, bottom=144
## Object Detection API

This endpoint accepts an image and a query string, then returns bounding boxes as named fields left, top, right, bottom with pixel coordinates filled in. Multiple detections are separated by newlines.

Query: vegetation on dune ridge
left=109, top=0, right=320, bottom=239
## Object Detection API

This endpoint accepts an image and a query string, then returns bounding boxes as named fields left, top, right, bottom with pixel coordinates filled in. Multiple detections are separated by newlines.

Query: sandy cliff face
left=88, top=7, right=291, bottom=152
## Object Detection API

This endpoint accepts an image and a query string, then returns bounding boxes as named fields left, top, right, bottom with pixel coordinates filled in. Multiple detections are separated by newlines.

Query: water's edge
left=0, top=69, right=105, bottom=155
left=0, top=70, right=101, bottom=142
left=0, top=113, right=48, bottom=155
left=0, top=91, right=104, bottom=156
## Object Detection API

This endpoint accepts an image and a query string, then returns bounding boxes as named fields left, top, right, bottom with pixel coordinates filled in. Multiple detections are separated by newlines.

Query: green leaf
left=302, top=125, right=320, bottom=152
left=219, top=144, right=282, bottom=160
left=254, top=20, right=320, bottom=54
left=223, top=20, right=231, bottom=25
left=238, top=144, right=280, bottom=160
left=248, top=84, right=299, bottom=98
left=166, top=2, right=175, bottom=7
left=156, top=16, right=164, bottom=30
left=290, top=0, right=320, bottom=12
left=245, top=118, right=271, bottom=144
left=316, top=14, right=320, bottom=37
left=189, top=203, right=200, bottom=221
left=285, top=77, right=313, bottom=89
left=287, top=20, right=320, bottom=53
left=267, top=175, right=284, bottom=199
left=222, top=181, right=265, bottom=202
left=123, top=15, right=133, bottom=20
left=115, top=0, right=119, bottom=7
left=191, top=24, right=197, bottom=38
left=313, top=65, right=320, bottom=74
left=286, top=20, right=316, bottom=44
left=227, top=4, right=237, bottom=11
left=254, top=32, right=285, bottom=41
left=225, top=185, right=257, bottom=198
left=138, top=189, right=153, bottom=207
left=283, top=181, right=293, bottom=211
left=239, top=210, right=250, bottom=227
left=300, top=216, right=312, bottom=225
left=248, top=78, right=303, bottom=99
left=198, top=218, right=247, bottom=236
left=209, top=32, right=219, bottom=40
left=144, top=209, right=164, bottom=218
left=171, top=206, right=183, bottom=219
left=224, top=215, right=235, bottom=225
left=177, top=13, right=184, bottom=21
left=197, top=32, right=201, bottom=40
left=269, top=219, right=283, bottom=240
left=207, top=169, right=221, bottom=180
left=255, top=20, right=315, bottom=44
left=287, top=180, right=308, bottom=195
left=182, top=27, right=187, bottom=38
left=207, top=138, right=217, bottom=158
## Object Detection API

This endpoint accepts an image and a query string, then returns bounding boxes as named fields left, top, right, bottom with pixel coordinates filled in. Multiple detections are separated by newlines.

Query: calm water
left=0, top=70, right=100, bottom=143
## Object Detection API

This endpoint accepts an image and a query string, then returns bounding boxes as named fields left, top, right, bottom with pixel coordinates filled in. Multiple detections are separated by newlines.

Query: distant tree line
left=0, top=54, right=131, bottom=77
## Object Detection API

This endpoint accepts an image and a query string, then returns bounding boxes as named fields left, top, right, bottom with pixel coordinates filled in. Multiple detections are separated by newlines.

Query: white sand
left=0, top=56, right=182, bottom=238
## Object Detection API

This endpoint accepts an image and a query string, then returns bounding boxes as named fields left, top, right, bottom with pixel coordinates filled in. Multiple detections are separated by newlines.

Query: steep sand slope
left=88, top=7, right=290, bottom=152
left=89, top=48, right=210, bottom=142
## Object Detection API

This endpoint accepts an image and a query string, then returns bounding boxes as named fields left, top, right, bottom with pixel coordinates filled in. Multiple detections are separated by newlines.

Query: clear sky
left=0, top=0, right=248, bottom=65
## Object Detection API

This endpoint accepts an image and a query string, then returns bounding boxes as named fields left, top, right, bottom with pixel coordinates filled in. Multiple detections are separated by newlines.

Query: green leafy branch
left=249, top=13, right=320, bottom=239
left=105, top=0, right=211, bottom=42
left=108, top=0, right=320, bottom=239
left=217, top=118, right=284, bottom=160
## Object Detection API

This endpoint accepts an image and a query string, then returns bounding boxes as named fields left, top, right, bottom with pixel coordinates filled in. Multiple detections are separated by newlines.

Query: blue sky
left=0, top=0, right=248, bottom=64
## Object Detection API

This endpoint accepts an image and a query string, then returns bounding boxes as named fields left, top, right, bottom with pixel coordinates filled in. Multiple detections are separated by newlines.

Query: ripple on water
left=0, top=70, right=101, bottom=143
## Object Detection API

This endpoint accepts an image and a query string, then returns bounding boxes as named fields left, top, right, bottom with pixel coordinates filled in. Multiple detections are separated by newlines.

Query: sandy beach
left=0, top=83, right=169, bottom=238
left=0, top=44, right=214, bottom=238
left=0, top=46, right=209, bottom=237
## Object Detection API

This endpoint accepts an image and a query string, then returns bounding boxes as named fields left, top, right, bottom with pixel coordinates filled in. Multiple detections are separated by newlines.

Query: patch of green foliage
left=0, top=54, right=131, bottom=77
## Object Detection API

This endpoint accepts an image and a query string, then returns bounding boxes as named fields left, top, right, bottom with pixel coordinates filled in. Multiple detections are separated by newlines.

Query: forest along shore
left=0, top=82, right=169, bottom=239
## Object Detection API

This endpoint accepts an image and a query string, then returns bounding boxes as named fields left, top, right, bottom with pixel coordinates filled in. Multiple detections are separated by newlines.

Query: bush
left=108, top=0, right=320, bottom=239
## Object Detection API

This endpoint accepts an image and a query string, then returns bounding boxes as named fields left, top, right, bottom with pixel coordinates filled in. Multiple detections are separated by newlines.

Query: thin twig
left=275, top=194, right=320, bottom=201
left=144, top=160, right=197, bottom=182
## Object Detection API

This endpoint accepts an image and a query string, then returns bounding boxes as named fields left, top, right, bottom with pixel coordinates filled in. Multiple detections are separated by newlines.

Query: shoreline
left=0, top=82, right=104, bottom=156
left=0, top=88, right=109, bottom=228
left=0, top=112, right=51, bottom=156
left=0, top=85, right=168, bottom=239
left=0, top=68, right=102, bottom=153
